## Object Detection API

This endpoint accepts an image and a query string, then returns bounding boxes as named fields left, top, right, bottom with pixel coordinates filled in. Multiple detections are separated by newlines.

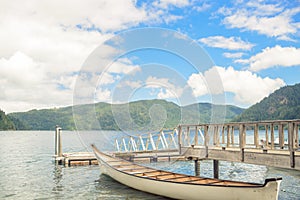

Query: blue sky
left=0, top=0, right=299, bottom=113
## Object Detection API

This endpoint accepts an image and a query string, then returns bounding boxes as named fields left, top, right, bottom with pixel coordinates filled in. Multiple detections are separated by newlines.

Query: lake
left=0, top=131, right=299, bottom=199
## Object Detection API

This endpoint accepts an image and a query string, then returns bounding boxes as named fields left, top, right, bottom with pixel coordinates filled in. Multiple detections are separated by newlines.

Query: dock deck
left=55, top=152, right=98, bottom=166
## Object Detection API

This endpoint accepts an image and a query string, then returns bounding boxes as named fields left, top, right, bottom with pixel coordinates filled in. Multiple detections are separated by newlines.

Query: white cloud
left=199, top=36, right=254, bottom=50
left=0, top=0, right=196, bottom=112
left=223, top=52, right=244, bottom=58
left=219, top=2, right=300, bottom=40
left=247, top=45, right=300, bottom=72
left=107, top=58, right=141, bottom=74
left=193, top=3, right=211, bottom=12
left=95, top=87, right=111, bottom=102
left=187, top=73, right=208, bottom=96
left=214, top=66, right=285, bottom=104
left=145, top=76, right=183, bottom=98
left=153, top=0, right=191, bottom=9
left=118, top=80, right=143, bottom=89
left=187, top=66, right=286, bottom=105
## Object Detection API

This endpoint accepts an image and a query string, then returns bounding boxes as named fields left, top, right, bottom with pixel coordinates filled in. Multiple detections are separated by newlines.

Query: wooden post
left=295, top=123, right=299, bottom=149
left=270, top=124, right=275, bottom=149
left=254, top=124, right=259, bottom=148
left=265, top=125, right=269, bottom=148
left=187, top=126, right=190, bottom=146
left=194, top=159, right=200, bottom=176
left=231, top=126, right=234, bottom=146
left=58, top=127, right=62, bottom=157
left=214, top=126, right=219, bottom=146
left=213, top=160, right=219, bottom=179
left=239, top=124, right=246, bottom=149
left=195, top=126, right=199, bottom=146
left=226, top=125, right=230, bottom=147
left=55, top=125, right=58, bottom=157
left=221, top=126, right=225, bottom=145
left=288, top=122, right=295, bottom=168
left=55, top=125, right=62, bottom=157
left=279, top=124, right=284, bottom=149
left=204, top=125, right=209, bottom=146
left=178, top=126, right=182, bottom=154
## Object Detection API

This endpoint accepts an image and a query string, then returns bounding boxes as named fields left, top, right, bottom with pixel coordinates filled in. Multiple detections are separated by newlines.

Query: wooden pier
left=114, top=119, right=300, bottom=178
left=54, top=119, right=300, bottom=174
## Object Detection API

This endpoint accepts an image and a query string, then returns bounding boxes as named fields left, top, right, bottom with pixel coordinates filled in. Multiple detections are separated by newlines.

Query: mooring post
left=194, top=159, right=200, bottom=176
left=213, top=160, right=219, bottom=179
left=55, top=125, right=62, bottom=158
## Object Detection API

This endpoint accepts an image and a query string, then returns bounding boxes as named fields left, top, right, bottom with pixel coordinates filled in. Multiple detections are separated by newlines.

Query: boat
left=92, top=144, right=282, bottom=200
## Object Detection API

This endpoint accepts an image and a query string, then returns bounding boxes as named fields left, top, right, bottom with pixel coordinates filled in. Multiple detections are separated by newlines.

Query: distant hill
left=234, top=83, right=300, bottom=122
left=8, top=100, right=244, bottom=130
left=0, top=109, right=15, bottom=130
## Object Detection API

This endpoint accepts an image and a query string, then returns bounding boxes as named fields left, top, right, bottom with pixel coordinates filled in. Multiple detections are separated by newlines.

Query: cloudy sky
left=1, top=0, right=300, bottom=113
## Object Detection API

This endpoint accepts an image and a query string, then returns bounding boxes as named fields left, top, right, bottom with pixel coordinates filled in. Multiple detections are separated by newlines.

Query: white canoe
left=92, top=145, right=281, bottom=200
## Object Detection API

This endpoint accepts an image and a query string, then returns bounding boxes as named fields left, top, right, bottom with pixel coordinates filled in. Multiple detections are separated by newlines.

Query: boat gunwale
left=92, top=145, right=282, bottom=188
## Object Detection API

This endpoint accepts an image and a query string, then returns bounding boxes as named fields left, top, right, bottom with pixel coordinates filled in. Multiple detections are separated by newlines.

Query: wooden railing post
left=178, top=125, right=182, bottom=154
left=204, top=125, right=209, bottom=146
left=288, top=122, right=295, bottom=168
left=254, top=123, right=259, bottom=148
left=270, top=124, right=275, bottom=149
left=265, top=125, right=269, bottom=148
left=213, top=125, right=220, bottom=146
left=295, top=123, right=299, bottom=149
left=221, top=126, right=225, bottom=145
left=195, top=126, right=199, bottom=146
left=279, top=123, right=285, bottom=149
left=226, top=125, right=230, bottom=147
left=231, top=126, right=234, bottom=146
left=187, top=126, right=190, bottom=146
left=239, top=124, right=246, bottom=149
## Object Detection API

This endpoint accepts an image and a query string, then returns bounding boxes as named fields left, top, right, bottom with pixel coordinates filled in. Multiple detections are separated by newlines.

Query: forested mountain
left=8, top=100, right=244, bottom=130
left=234, top=83, right=300, bottom=122
left=0, top=110, right=15, bottom=130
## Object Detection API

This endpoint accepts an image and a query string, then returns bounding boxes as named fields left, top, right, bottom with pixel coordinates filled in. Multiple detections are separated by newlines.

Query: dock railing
left=178, top=119, right=299, bottom=150
left=112, top=119, right=300, bottom=170
left=178, top=119, right=300, bottom=170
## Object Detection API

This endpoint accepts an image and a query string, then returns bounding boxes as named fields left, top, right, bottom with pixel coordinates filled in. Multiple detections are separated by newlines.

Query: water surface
left=0, top=131, right=299, bottom=199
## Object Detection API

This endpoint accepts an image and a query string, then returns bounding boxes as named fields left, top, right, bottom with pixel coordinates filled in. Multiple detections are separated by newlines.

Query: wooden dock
left=54, top=119, right=300, bottom=172
left=54, top=126, right=98, bottom=166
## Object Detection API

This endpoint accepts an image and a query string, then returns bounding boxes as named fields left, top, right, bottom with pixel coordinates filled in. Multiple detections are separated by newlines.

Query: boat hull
left=92, top=146, right=281, bottom=200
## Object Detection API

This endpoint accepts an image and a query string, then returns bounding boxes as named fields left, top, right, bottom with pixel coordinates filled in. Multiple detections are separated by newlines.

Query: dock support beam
left=194, top=159, right=200, bottom=176
left=213, top=160, right=219, bottom=179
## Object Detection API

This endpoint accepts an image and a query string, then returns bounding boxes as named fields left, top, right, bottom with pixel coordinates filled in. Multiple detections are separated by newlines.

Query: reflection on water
left=52, top=165, right=64, bottom=193
left=0, top=131, right=299, bottom=199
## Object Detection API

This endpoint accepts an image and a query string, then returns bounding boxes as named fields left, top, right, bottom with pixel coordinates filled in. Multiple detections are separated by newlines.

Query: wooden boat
left=92, top=144, right=281, bottom=200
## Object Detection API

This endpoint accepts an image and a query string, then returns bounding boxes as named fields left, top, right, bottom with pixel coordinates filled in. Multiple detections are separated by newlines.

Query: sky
left=1, top=0, right=300, bottom=113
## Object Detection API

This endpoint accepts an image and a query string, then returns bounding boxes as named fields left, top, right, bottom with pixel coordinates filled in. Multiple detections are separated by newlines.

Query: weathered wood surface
left=182, top=146, right=300, bottom=170
left=55, top=152, right=98, bottom=166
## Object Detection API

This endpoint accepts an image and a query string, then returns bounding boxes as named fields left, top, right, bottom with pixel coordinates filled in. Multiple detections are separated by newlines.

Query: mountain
left=0, top=109, right=15, bottom=130
left=8, top=100, right=244, bottom=130
left=234, top=83, right=300, bottom=122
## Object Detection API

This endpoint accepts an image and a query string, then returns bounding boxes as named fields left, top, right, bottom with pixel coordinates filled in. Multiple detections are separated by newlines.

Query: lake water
left=0, top=131, right=299, bottom=199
